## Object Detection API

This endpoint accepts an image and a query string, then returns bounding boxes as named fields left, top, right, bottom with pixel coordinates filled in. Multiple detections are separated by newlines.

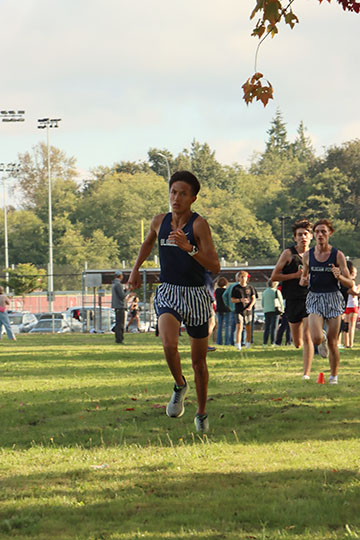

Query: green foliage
left=12, top=142, right=78, bottom=213
left=321, top=139, right=360, bottom=225
left=7, top=116, right=360, bottom=289
left=331, top=220, right=360, bottom=257
left=76, top=171, right=168, bottom=264
left=195, top=186, right=279, bottom=260
left=291, top=121, right=316, bottom=163
left=0, top=209, right=47, bottom=267
left=2, top=263, right=46, bottom=296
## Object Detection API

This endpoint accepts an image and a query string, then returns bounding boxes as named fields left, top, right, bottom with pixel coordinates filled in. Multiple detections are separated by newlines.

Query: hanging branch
left=242, top=0, right=359, bottom=106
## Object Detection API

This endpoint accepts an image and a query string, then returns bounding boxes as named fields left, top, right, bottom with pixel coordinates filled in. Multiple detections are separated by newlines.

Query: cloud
left=0, top=0, right=359, bottom=171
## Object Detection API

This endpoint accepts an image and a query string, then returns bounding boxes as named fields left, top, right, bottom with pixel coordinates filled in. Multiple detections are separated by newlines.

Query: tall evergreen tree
left=265, top=109, right=290, bottom=156
left=292, top=121, right=315, bottom=163
left=251, top=110, right=293, bottom=176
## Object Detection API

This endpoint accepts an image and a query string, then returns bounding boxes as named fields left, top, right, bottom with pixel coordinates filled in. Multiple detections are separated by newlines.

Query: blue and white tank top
left=309, top=247, right=339, bottom=293
left=158, top=212, right=206, bottom=286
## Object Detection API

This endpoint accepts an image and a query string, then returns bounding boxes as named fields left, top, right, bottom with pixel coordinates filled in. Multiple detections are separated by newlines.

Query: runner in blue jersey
left=128, top=171, right=220, bottom=432
left=300, top=219, right=353, bottom=384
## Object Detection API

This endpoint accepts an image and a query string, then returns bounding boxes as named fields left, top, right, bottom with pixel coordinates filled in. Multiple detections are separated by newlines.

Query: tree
left=321, top=139, right=360, bottom=225
left=55, top=222, right=121, bottom=284
left=11, top=142, right=78, bottom=214
left=291, top=122, right=316, bottom=164
left=112, top=161, right=151, bottom=175
left=148, top=149, right=175, bottom=180
left=76, top=171, right=168, bottom=263
left=251, top=110, right=294, bottom=176
left=5, top=210, right=47, bottom=267
left=194, top=186, right=280, bottom=261
left=1, top=263, right=46, bottom=300
left=331, top=219, right=360, bottom=257
left=243, top=0, right=360, bottom=105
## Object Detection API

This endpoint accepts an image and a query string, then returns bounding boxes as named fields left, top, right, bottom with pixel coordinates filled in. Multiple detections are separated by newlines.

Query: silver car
left=29, top=319, right=72, bottom=334
left=7, top=312, right=38, bottom=334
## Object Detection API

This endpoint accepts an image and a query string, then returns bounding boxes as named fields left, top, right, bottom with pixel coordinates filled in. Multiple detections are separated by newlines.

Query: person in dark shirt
left=300, top=219, right=353, bottom=384
left=111, top=270, right=127, bottom=344
left=231, top=270, right=256, bottom=350
left=271, top=219, right=314, bottom=379
left=128, top=171, right=220, bottom=433
left=215, top=276, right=230, bottom=345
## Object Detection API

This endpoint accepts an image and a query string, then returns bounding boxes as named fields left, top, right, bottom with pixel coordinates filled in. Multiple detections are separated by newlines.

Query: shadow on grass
left=1, top=335, right=360, bottom=449
left=0, top=467, right=359, bottom=538
left=2, top=379, right=360, bottom=448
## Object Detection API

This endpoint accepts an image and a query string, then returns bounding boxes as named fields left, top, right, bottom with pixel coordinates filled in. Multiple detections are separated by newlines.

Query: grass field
left=1, top=331, right=360, bottom=540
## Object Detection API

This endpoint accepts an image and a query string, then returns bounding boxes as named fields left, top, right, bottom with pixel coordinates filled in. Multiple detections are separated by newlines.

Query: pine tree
left=292, top=121, right=315, bottom=163
left=265, top=109, right=290, bottom=156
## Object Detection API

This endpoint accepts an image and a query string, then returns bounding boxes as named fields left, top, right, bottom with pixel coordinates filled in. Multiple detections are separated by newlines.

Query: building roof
left=84, top=266, right=275, bottom=287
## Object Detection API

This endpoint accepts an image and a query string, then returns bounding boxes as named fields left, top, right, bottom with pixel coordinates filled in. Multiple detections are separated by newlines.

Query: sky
left=1, top=0, right=359, bottom=185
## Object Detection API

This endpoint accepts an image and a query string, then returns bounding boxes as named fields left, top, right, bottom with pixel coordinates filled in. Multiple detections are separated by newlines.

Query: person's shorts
left=306, top=290, right=345, bottom=320
left=345, top=306, right=359, bottom=315
left=154, top=282, right=212, bottom=339
left=285, top=298, right=308, bottom=324
left=236, top=311, right=252, bottom=326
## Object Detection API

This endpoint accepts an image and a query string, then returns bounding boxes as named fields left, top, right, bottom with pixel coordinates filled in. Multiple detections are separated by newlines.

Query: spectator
left=111, top=270, right=127, bottom=344
left=0, top=286, right=16, bottom=341
left=262, top=280, right=284, bottom=346
left=215, top=276, right=231, bottom=345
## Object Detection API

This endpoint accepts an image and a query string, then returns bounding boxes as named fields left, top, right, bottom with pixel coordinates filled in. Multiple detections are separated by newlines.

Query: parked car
left=5, top=311, right=38, bottom=334
left=29, top=319, right=72, bottom=334
left=65, top=306, right=115, bottom=332
left=38, top=312, right=67, bottom=321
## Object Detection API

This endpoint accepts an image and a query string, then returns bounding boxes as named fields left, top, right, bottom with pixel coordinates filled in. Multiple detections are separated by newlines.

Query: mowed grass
left=0, top=331, right=360, bottom=540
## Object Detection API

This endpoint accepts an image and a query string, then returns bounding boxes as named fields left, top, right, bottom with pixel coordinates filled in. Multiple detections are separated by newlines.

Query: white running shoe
left=245, top=342, right=251, bottom=349
left=318, top=330, right=328, bottom=359
left=235, top=343, right=242, bottom=351
left=302, top=374, right=310, bottom=380
left=166, top=378, right=189, bottom=417
left=329, top=375, right=338, bottom=385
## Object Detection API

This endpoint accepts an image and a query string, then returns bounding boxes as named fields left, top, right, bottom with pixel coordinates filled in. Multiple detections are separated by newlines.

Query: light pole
left=0, top=163, right=19, bottom=293
left=37, top=118, right=62, bottom=312
left=0, top=111, right=25, bottom=293
left=279, top=216, right=290, bottom=251
left=156, top=152, right=171, bottom=211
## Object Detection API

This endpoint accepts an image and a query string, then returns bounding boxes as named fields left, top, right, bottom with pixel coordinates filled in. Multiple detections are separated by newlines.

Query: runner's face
left=314, top=224, right=332, bottom=244
left=169, top=181, right=196, bottom=212
left=294, top=228, right=312, bottom=250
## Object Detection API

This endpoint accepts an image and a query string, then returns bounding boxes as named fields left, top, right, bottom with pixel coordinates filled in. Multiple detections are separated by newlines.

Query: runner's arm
left=299, top=251, right=309, bottom=287
left=332, top=251, right=354, bottom=289
left=168, top=216, right=220, bottom=274
left=271, top=249, right=302, bottom=282
left=128, top=215, right=163, bottom=290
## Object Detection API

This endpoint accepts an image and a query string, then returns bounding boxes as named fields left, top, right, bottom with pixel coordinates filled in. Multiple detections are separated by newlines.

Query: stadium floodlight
left=0, top=110, right=25, bottom=122
left=37, top=117, right=62, bottom=312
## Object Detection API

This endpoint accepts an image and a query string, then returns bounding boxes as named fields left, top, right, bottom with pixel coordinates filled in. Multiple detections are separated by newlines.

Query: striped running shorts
left=154, top=282, right=213, bottom=329
left=306, top=290, right=345, bottom=319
